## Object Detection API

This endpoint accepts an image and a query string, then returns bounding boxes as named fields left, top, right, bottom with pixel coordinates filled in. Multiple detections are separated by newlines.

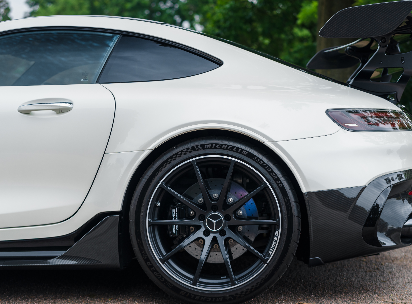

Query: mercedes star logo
left=205, top=212, right=224, bottom=231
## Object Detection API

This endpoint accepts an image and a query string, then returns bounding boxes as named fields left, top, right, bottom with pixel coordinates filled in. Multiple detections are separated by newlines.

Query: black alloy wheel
left=130, top=138, right=300, bottom=303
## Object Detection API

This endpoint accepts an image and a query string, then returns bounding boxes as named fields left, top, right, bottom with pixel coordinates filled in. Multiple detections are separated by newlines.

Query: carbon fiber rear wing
left=307, top=1, right=412, bottom=104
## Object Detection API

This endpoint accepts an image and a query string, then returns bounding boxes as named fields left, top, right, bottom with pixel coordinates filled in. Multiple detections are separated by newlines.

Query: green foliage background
left=0, top=0, right=10, bottom=21
left=24, top=0, right=312, bottom=67
left=26, top=0, right=320, bottom=68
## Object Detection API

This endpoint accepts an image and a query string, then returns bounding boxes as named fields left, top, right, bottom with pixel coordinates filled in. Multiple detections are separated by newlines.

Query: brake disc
left=182, top=178, right=259, bottom=263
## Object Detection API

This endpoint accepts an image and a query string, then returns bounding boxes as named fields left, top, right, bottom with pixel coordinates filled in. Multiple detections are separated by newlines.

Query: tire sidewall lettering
left=130, top=139, right=299, bottom=303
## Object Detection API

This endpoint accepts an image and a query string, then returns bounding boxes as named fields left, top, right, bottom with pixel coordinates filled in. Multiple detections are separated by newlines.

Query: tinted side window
left=0, top=31, right=118, bottom=86
left=98, top=36, right=221, bottom=83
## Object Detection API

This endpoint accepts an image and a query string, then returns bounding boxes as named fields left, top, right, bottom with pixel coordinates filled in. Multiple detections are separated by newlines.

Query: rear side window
left=98, top=36, right=221, bottom=83
left=0, top=31, right=118, bottom=86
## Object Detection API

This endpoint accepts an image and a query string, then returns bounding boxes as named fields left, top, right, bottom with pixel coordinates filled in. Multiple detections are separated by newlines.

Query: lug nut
left=189, top=210, right=195, bottom=216
left=237, top=210, right=243, bottom=216
left=219, top=230, right=226, bottom=236
left=156, top=202, right=160, bottom=207
left=228, top=239, right=233, bottom=244
left=238, top=226, right=243, bottom=232
left=224, top=214, right=231, bottom=221
left=228, top=197, right=233, bottom=203
left=211, top=205, right=218, bottom=212
left=198, top=198, right=203, bottom=204
left=199, top=239, right=204, bottom=245
left=190, top=226, right=195, bottom=233
left=213, top=244, right=219, bottom=249
left=203, top=229, right=210, bottom=237
left=199, top=214, right=205, bottom=221
left=213, top=193, right=219, bottom=199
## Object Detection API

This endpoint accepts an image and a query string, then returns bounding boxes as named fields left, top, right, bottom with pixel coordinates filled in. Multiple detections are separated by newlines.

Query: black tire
left=129, top=137, right=300, bottom=303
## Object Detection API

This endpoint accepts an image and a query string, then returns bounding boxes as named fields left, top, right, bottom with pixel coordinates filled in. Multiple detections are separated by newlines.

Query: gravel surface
left=0, top=247, right=411, bottom=303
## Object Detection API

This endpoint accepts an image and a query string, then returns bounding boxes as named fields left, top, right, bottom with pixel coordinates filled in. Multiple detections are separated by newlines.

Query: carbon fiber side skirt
left=0, top=216, right=120, bottom=268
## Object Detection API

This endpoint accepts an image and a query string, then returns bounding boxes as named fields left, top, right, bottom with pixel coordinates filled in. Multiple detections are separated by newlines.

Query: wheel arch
left=119, top=129, right=311, bottom=266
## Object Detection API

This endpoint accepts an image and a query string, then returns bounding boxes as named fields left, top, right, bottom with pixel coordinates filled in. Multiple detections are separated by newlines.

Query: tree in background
left=27, top=0, right=395, bottom=72
left=0, top=0, right=10, bottom=21
left=27, top=0, right=314, bottom=67
left=199, top=1, right=311, bottom=68
left=28, top=0, right=198, bottom=26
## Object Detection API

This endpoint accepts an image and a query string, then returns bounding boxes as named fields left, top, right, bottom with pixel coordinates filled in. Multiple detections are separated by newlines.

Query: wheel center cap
left=205, top=212, right=224, bottom=232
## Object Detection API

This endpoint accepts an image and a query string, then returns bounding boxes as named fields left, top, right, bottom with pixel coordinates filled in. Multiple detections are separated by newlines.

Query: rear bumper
left=275, top=129, right=412, bottom=263
left=306, top=170, right=412, bottom=264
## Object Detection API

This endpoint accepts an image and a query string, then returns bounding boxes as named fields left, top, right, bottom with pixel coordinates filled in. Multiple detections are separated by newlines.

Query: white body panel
left=0, top=16, right=410, bottom=241
left=0, top=151, right=144, bottom=241
left=276, top=130, right=412, bottom=192
left=0, top=85, right=114, bottom=228
left=102, top=77, right=397, bottom=152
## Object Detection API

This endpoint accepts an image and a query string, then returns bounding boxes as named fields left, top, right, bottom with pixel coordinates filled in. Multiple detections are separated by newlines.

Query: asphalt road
left=0, top=247, right=412, bottom=303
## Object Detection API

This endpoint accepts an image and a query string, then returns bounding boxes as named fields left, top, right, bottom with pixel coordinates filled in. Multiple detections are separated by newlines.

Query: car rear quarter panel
left=276, top=130, right=412, bottom=191
left=102, top=52, right=399, bottom=153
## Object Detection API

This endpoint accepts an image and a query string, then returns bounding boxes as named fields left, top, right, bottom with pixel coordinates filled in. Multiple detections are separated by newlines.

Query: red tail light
left=326, top=109, right=412, bottom=131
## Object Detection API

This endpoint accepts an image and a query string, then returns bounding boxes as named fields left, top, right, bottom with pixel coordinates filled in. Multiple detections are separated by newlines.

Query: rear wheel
left=130, top=138, right=300, bottom=303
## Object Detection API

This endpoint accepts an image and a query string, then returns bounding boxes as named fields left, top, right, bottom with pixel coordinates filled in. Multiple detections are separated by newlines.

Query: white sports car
left=1, top=1, right=412, bottom=303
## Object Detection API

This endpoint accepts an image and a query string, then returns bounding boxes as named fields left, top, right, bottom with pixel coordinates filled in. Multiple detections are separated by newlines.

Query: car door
left=0, top=30, right=119, bottom=228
